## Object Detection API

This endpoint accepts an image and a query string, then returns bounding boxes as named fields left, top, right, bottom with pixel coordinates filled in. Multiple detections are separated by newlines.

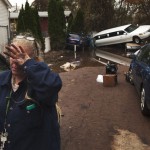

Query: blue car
left=127, top=43, right=150, bottom=115
left=65, top=33, right=91, bottom=50
left=65, top=33, right=83, bottom=49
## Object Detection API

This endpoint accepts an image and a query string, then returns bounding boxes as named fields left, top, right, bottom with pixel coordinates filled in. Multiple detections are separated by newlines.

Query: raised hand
left=4, top=44, right=31, bottom=65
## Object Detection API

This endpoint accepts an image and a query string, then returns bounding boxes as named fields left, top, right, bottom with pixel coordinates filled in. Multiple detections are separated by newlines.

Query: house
left=10, top=11, right=49, bottom=37
left=10, top=10, right=71, bottom=52
left=10, top=10, right=71, bottom=37
left=0, top=0, right=11, bottom=54
left=10, top=11, right=51, bottom=52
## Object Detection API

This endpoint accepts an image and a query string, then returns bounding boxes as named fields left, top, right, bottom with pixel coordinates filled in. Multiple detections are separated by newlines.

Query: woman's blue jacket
left=0, top=59, right=62, bottom=150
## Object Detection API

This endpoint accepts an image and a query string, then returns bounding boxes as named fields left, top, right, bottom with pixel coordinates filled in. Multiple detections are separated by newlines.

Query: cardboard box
left=103, top=74, right=117, bottom=87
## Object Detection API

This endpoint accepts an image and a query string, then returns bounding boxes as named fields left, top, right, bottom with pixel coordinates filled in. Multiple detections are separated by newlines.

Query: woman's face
left=9, top=41, right=33, bottom=76
left=9, top=57, right=23, bottom=76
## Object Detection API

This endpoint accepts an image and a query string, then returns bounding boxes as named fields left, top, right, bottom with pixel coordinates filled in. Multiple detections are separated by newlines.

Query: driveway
left=59, top=65, right=150, bottom=150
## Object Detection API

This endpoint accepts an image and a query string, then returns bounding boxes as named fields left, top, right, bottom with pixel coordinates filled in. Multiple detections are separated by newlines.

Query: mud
left=46, top=47, right=150, bottom=150
left=59, top=65, right=150, bottom=150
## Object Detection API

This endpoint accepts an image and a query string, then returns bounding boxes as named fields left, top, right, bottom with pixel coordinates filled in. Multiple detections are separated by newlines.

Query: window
left=100, top=34, right=107, bottom=39
left=118, top=31, right=125, bottom=35
left=95, top=34, right=107, bottom=40
left=125, top=24, right=138, bottom=33
left=109, top=32, right=117, bottom=37
left=137, top=45, right=150, bottom=64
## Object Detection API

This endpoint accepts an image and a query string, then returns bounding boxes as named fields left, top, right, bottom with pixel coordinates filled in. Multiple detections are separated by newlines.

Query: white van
left=93, top=24, right=150, bottom=47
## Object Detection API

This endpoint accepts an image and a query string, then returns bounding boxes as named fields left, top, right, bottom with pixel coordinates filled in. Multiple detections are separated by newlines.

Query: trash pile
left=60, top=61, right=80, bottom=72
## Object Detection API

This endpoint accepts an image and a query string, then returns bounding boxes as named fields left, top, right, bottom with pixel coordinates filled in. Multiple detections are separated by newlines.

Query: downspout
left=8, top=9, right=11, bottom=44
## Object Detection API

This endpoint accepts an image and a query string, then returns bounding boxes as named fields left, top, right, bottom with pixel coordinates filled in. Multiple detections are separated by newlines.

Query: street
left=59, top=65, right=150, bottom=150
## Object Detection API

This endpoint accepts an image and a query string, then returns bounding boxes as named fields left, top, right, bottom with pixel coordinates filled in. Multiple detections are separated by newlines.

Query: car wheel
left=133, top=36, right=141, bottom=44
left=140, top=87, right=150, bottom=116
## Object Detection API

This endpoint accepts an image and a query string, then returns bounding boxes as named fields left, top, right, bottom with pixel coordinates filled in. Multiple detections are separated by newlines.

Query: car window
left=97, top=31, right=125, bottom=38
left=96, top=34, right=107, bottom=40
left=100, top=34, right=107, bottom=39
left=137, top=45, right=147, bottom=61
left=137, top=45, right=150, bottom=64
left=109, top=32, right=117, bottom=37
left=118, top=31, right=125, bottom=35
left=124, top=24, right=138, bottom=33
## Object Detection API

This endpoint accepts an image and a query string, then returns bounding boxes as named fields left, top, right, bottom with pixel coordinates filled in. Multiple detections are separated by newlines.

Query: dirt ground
left=45, top=47, right=150, bottom=150
left=44, top=48, right=102, bottom=73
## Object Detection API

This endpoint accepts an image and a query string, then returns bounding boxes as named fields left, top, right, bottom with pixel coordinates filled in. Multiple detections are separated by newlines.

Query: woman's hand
left=4, top=44, right=31, bottom=65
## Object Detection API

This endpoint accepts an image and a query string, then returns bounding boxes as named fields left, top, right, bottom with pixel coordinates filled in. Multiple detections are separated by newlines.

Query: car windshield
left=124, top=25, right=139, bottom=33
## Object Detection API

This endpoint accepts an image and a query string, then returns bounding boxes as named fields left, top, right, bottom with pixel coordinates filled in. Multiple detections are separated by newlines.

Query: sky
left=9, top=0, right=34, bottom=6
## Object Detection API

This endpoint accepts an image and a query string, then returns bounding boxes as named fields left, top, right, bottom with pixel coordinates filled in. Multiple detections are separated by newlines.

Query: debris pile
left=60, top=61, right=80, bottom=72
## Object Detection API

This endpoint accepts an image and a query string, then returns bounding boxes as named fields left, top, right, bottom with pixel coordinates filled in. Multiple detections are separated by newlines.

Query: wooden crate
left=103, top=74, right=117, bottom=87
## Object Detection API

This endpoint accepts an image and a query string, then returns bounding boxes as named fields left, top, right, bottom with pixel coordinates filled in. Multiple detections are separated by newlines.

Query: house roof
left=10, top=11, right=71, bottom=19
left=2, top=0, right=12, bottom=8
left=10, top=12, right=48, bottom=19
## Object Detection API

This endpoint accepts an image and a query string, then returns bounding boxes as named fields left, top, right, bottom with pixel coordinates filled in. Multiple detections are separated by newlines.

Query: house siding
left=0, top=0, right=10, bottom=54
left=0, top=1, right=9, bottom=25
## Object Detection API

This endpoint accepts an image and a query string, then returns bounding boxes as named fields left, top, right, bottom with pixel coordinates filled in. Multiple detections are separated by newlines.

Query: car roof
left=94, top=24, right=131, bottom=37
left=68, top=33, right=81, bottom=38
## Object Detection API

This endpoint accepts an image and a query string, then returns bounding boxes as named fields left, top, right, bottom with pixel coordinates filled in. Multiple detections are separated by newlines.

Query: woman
left=0, top=35, right=62, bottom=150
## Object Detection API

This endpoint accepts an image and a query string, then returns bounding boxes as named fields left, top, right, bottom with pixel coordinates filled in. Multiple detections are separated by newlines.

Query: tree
left=48, top=0, right=66, bottom=50
left=31, top=0, right=48, bottom=11
left=116, top=0, right=150, bottom=25
left=78, top=0, right=115, bottom=32
left=17, top=1, right=45, bottom=51
left=24, top=1, right=34, bottom=32
left=113, top=0, right=133, bottom=26
left=17, top=5, right=25, bottom=32
left=32, top=7, right=45, bottom=50
left=128, top=0, right=150, bottom=24
left=70, top=8, right=84, bottom=33
left=66, top=13, right=73, bottom=33
left=63, top=0, right=79, bottom=17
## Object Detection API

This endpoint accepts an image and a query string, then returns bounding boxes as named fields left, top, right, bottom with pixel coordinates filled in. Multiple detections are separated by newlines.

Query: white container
left=44, top=37, right=51, bottom=53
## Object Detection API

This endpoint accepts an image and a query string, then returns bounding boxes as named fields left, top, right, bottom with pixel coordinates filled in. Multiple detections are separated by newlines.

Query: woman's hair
left=12, top=34, right=44, bottom=61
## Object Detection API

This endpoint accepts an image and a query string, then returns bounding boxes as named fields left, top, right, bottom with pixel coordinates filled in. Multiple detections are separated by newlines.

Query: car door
left=118, top=30, right=131, bottom=43
left=132, top=45, right=150, bottom=93
left=143, top=54, right=150, bottom=108
left=94, top=34, right=108, bottom=46
left=107, top=32, right=120, bottom=45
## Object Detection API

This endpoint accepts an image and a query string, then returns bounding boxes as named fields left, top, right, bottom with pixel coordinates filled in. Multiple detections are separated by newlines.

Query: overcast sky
left=9, top=0, right=34, bottom=6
